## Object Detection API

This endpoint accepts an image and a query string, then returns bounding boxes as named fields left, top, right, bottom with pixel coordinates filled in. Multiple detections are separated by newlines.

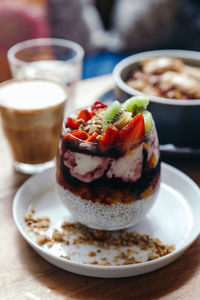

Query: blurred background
left=0, top=0, right=200, bottom=82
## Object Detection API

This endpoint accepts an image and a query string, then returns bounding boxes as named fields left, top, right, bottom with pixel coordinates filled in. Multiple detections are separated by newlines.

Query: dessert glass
left=56, top=107, right=161, bottom=231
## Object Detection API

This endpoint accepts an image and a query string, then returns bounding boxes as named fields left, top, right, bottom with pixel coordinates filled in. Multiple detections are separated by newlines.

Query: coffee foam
left=0, top=80, right=67, bottom=110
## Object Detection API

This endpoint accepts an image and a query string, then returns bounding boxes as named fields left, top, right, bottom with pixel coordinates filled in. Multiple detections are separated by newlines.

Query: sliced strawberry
left=99, top=125, right=119, bottom=150
left=77, top=109, right=93, bottom=122
left=86, top=132, right=98, bottom=142
left=64, top=130, right=89, bottom=141
left=117, top=113, right=145, bottom=152
left=65, top=117, right=80, bottom=130
left=91, top=100, right=107, bottom=112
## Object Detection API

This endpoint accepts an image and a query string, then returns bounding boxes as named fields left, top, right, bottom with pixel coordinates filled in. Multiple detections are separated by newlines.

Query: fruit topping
left=114, top=111, right=132, bottom=130
left=65, top=117, right=80, bottom=130
left=91, top=100, right=107, bottom=112
left=142, top=110, right=153, bottom=134
left=86, top=132, right=98, bottom=142
left=122, top=96, right=149, bottom=114
left=102, top=100, right=122, bottom=132
left=116, top=113, right=145, bottom=152
left=64, top=98, right=153, bottom=150
left=77, top=109, right=93, bottom=122
left=99, top=125, right=119, bottom=150
left=64, top=130, right=89, bottom=141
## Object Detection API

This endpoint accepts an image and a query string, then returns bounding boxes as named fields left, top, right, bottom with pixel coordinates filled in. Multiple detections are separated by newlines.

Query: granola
left=24, top=212, right=175, bottom=266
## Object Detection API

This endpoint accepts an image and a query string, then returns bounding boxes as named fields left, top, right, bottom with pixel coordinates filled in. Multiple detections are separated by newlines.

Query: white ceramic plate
left=13, top=163, right=200, bottom=278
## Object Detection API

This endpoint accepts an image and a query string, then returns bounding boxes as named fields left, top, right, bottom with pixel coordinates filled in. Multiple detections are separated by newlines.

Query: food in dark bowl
left=113, top=50, right=200, bottom=149
left=127, top=57, right=200, bottom=100
left=57, top=97, right=160, bottom=230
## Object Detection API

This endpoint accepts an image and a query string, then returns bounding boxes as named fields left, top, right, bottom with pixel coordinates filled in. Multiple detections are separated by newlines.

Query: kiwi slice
left=114, top=111, right=132, bottom=130
left=102, top=100, right=122, bottom=132
left=122, top=96, right=150, bottom=113
left=142, top=110, right=153, bottom=134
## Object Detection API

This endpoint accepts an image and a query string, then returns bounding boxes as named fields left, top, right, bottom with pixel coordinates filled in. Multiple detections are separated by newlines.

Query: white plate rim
left=13, top=162, right=200, bottom=278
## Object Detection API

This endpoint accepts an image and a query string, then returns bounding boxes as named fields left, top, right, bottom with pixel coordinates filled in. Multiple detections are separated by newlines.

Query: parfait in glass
left=56, top=97, right=160, bottom=230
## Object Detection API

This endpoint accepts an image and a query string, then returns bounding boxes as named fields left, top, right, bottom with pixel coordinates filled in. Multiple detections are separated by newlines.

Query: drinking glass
left=7, top=38, right=84, bottom=110
left=0, top=79, right=68, bottom=174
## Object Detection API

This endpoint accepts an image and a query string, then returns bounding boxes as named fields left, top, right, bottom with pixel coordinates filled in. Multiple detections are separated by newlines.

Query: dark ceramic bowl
left=113, top=50, right=200, bottom=150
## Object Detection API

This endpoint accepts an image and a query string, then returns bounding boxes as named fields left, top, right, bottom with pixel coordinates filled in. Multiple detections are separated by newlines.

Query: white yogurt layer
left=146, top=127, right=160, bottom=166
left=63, top=150, right=112, bottom=183
left=63, top=144, right=143, bottom=183
left=106, top=143, right=143, bottom=182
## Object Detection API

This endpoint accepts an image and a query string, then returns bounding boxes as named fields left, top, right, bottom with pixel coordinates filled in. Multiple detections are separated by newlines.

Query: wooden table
left=0, top=75, right=200, bottom=300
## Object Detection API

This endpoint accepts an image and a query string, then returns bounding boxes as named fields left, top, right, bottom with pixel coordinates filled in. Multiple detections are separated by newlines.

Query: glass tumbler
left=7, top=38, right=84, bottom=110
left=0, top=79, right=68, bottom=174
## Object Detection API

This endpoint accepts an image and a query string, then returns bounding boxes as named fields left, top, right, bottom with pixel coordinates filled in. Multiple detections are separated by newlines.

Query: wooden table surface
left=0, top=75, right=200, bottom=300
